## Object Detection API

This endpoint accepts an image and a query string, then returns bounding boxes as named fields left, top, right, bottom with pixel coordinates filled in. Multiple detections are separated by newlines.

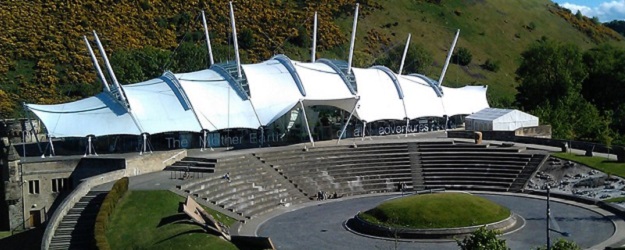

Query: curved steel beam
left=371, top=65, right=404, bottom=99
left=317, top=58, right=357, bottom=95
left=408, top=73, right=444, bottom=97
left=272, top=54, right=306, bottom=96
left=210, top=63, right=250, bottom=100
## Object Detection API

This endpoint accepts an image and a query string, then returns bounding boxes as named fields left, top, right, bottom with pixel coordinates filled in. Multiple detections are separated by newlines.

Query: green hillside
left=0, top=0, right=623, bottom=117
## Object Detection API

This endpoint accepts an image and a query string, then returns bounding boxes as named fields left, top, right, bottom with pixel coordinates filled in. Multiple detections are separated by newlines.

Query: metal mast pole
left=229, top=1, right=242, bottom=79
left=201, top=10, right=215, bottom=66
left=347, top=3, right=359, bottom=74
left=398, top=33, right=411, bottom=75
left=93, top=31, right=126, bottom=103
left=547, top=185, right=551, bottom=250
left=299, top=100, right=315, bottom=147
left=311, top=12, right=318, bottom=63
left=438, top=29, right=460, bottom=87
left=83, top=36, right=110, bottom=92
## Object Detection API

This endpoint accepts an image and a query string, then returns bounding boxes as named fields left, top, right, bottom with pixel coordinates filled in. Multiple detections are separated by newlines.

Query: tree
left=604, top=20, right=625, bottom=36
left=239, top=28, right=256, bottom=50
left=453, top=47, right=472, bottom=66
left=581, top=44, right=625, bottom=136
left=536, top=238, right=581, bottom=250
left=173, top=42, right=208, bottom=73
left=456, top=227, right=509, bottom=250
left=374, top=43, right=433, bottom=74
left=515, top=39, right=587, bottom=111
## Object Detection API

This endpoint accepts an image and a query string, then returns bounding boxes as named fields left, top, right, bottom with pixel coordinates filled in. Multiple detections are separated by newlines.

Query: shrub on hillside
left=453, top=47, right=472, bottom=66
left=482, top=59, right=500, bottom=72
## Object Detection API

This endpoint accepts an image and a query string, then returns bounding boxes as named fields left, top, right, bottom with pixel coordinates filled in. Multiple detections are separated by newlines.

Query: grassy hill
left=0, top=0, right=623, bottom=117
left=330, top=0, right=624, bottom=105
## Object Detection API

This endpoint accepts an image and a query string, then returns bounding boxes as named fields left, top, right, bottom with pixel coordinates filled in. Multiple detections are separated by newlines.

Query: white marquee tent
left=465, top=108, right=538, bottom=131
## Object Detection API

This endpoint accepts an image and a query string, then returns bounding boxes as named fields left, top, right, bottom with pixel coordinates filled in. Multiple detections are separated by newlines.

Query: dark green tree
left=536, top=238, right=581, bottom=250
left=604, top=20, right=625, bottom=36
left=453, top=47, right=472, bottom=66
left=581, top=44, right=625, bottom=136
left=374, top=43, right=433, bottom=74
left=456, top=227, right=508, bottom=250
left=111, top=46, right=171, bottom=83
left=173, top=42, right=209, bottom=73
left=239, top=28, right=256, bottom=50
left=515, top=39, right=587, bottom=111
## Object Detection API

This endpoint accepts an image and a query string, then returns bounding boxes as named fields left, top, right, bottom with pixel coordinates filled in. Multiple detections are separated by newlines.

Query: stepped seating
left=49, top=191, right=108, bottom=250
left=413, top=142, right=546, bottom=192
left=165, top=157, right=216, bottom=173
left=257, top=143, right=414, bottom=198
left=177, top=154, right=307, bottom=220
left=172, top=140, right=546, bottom=221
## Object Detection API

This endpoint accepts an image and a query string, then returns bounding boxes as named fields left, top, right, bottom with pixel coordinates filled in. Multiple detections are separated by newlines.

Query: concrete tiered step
left=166, top=157, right=217, bottom=173
left=49, top=191, right=108, bottom=250
left=508, top=154, right=549, bottom=191
left=259, top=142, right=414, bottom=197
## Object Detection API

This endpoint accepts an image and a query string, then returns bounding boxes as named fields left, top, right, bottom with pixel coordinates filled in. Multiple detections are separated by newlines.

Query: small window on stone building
left=52, top=178, right=70, bottom=193
left=28, top=180, right=40, bottom=194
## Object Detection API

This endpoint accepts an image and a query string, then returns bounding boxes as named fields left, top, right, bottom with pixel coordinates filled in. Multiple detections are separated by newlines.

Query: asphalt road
left=257, top=194, right=614, bottom=250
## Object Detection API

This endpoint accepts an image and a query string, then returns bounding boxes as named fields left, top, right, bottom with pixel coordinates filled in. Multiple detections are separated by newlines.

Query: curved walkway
left=253, top=193, right=619, bottom=250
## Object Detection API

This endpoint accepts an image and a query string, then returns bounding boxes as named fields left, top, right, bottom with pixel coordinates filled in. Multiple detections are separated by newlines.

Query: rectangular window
left=51, top=178, right=70, bottom=193
left=28, top=180, right=39, bottom=194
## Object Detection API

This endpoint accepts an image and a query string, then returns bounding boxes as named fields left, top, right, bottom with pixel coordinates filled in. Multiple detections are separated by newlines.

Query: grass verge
left=106, top=190, right=237, bottom=250
left=359, top=193, right=510, bottom=229
left=604, top=197, right=625, bottom=203
left=552, top=152, right=625, bottom=178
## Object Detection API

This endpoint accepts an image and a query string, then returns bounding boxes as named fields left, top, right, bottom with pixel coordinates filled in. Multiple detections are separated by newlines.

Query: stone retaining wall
left=346, top=212, right=517, bottom=239
left=40, top=149, right=186, bottom=250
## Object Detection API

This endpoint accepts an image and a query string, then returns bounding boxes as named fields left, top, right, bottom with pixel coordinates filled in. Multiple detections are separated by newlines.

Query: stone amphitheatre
left=37, top=131, right=625, bottom=250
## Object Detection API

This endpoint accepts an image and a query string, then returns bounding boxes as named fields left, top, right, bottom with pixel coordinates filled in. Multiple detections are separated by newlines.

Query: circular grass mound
left=358, top=193, right=510, bottom=229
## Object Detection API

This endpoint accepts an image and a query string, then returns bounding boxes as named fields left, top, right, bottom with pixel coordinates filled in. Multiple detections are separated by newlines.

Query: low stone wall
left=447, top=129, right=625, bottom=162
left=345, top=213, right=518, bottom=239
left=526, top=190, right=625, bottom=218
left=40, top=149, right=187, bottom=250
left=40, top=169, right=126, bottom=250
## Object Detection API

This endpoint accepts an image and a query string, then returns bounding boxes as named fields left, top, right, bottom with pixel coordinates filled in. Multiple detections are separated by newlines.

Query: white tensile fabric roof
left=26, top=56, right=489, bottom=138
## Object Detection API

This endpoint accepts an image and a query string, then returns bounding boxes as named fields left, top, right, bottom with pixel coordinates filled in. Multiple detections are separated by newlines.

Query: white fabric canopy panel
left=26, top=93, right=141, bottom=137
left=243, top=60, right=303, bottom=126
left=292, top=61, right=357, bottom=112
left=26, top=57, right=490, bottom=138
left=123, top=78, right=202, bottom=134
left=398, top=75, right=446, bottom=119
left=352, top=67, right=407, bottom=122
left=176, top=70, right=260, bottom=130
left=441, top=85, right=490, bottom=117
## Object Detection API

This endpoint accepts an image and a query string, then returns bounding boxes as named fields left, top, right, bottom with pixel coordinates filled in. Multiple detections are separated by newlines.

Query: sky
left=552, top=0, right=625, bottom=22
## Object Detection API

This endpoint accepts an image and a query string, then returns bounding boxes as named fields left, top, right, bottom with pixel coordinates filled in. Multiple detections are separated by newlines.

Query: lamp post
left=546, top=186, right=570, bottom=250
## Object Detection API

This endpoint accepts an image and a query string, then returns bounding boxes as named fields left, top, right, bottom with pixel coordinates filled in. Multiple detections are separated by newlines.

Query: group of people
left=317, top=190, right=339, bottom=200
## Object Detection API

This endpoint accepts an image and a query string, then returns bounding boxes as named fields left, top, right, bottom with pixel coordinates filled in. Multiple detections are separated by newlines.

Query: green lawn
left=552, top=152, right=625, bottom=178
left=0, top=231, right=12, bottom=239
left=604, top=197, right=625, bottom=203
left=106, top=190, right=238, bottom=250
left=359, top=193, right=510, bottom=229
